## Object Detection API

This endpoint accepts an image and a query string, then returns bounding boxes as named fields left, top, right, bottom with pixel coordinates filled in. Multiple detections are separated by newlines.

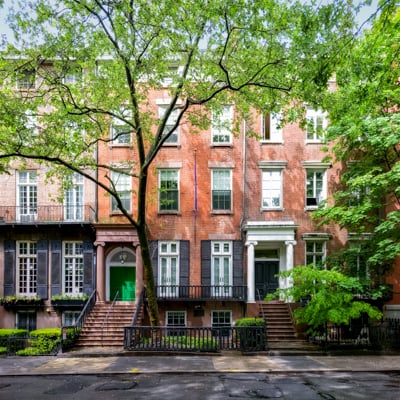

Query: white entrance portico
left=243, top=221, right=297, bottom=303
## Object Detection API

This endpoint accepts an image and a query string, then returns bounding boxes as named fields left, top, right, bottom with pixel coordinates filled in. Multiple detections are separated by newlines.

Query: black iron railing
left=0, top=205, right=96, bottom=223
left=310, top=318, right=400, bottom=349
left=124, top=326, right=266, bottom=352
left=153, top=285, right=247, bottom=301
left=61, top=289, right=97, bottom=351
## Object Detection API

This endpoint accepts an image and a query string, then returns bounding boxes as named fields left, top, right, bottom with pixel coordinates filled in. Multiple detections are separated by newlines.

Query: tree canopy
left=0, top=0, right=362, bottom=325
left=314, top=1, right=400, bottom=280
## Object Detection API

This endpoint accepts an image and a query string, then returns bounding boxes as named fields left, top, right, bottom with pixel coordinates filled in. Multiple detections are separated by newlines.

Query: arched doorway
left=106, top=247, right=136, bottom=301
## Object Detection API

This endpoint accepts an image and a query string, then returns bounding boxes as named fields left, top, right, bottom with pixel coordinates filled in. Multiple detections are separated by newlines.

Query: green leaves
left=269, top=266, right=382, bottom=333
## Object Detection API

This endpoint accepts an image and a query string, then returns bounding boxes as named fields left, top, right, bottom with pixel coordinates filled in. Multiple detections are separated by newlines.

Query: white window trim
left=158, top=105, right=180, bottom=145
left=303, top=162, right=330, bottom=210
left=110, top=170, right=132, bottom=212
left=260, top=111, right=283, bottom=143
left=305, top=107, right=327, bottom=143
left=16, top=241, right=37, bottom=296
left=158, top=241, right=180, bottom=298
left=211, top=169, right=233, bottom=213
left=158, top=168, right=180, bottom=212
left=211, top=105, right=233, bottom=145
left=62, top=241, right=84, bottom=295
left=211, top=241, right=233, bottom=288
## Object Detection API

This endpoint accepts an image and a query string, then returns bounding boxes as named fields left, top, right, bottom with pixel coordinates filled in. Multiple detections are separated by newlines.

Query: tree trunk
left=137, top=223, right=160, bottom=327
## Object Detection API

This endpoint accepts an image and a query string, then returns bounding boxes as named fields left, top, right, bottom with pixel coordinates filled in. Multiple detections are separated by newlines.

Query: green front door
left=110, top=266, right=136, bottom=301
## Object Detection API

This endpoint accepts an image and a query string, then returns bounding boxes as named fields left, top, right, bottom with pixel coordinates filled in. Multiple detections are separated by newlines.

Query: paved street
left=1, top=353, right=400, bottom=399
left=1, top=371, right=399, bottom=399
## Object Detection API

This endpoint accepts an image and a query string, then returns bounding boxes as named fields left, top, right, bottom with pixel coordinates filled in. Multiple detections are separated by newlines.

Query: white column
left=284, top=240, right=297, bottom=290
left=245, top=241, right=257, bottom=303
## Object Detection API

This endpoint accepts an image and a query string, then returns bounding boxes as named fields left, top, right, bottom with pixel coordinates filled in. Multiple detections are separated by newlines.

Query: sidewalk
left=2, top=351, right=400, bottom=376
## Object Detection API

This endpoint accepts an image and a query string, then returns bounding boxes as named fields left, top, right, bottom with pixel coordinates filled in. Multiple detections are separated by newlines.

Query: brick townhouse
left=0, top=68, right=399, bottom=344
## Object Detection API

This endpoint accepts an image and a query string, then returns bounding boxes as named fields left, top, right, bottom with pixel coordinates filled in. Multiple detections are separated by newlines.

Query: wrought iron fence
left=124, top=326, right=266, bottom=352
left=310, top=319, right=400, bottom=349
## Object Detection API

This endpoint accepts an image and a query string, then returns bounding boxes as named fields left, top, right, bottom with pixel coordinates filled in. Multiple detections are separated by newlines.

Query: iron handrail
left=131, top=288, right=144, bottom=326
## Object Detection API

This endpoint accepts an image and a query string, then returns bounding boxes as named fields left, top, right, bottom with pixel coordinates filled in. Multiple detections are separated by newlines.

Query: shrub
left=235, top=318, right=265, bottom=327
left=0, top=329, right=28, bottom=347
left=0, top=346, right=7, bottom=355
left=16, top=347, right=42, bottom=356
left=24, top=328, right=62, bottom=355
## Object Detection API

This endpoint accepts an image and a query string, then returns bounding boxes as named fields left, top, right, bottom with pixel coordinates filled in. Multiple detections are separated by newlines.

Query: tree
left=268, top=266, right=383, bottom=334
left=314, top=1, right=400, bottom=282
left=0, top=0, right=358, bottom=326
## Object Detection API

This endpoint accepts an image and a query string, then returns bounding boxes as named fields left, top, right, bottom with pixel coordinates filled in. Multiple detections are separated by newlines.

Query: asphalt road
left=1, top=371, right=399, bottom=400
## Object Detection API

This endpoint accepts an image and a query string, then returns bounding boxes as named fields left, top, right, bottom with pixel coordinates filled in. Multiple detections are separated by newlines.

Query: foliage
left=0, top=0, right=359, bottom=325
left=0, top=347, right=7, bottom=355
left=235, top=318, right=265, bottom=327
left=19, top=328, right=62, bottom=355
left=0, top=329, right=28, bottom=347
left=162, top=335, right=218, bottom=351
left=51, top=293, right=88, bottom=301
left=267, top=266, right=383, bottom=334
left=314, top=2, right=400, bottom=273
left=0, top=295, right=42, bottom=305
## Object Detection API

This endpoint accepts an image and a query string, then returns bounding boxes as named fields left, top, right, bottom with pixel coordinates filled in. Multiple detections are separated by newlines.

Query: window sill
left=261, top=207, right=284, bottom=212
left=162, top=143, right=181, bottom=148
left=158, top=211, right=181, bottom=216
left=260, top=140, right=284, bottom=145
left=211, top=210, right=233, bottom=215
left=305, top=140, right=326, bottom=144
left=109, top=143, right=133, bottom=148
left=210, top=143, right=233, bottom=148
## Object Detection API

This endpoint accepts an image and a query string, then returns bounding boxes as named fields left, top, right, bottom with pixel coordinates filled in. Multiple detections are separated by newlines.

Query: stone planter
left=0, top=299, right=44, bottom=310
left=51, top=299, right=87, bottom=309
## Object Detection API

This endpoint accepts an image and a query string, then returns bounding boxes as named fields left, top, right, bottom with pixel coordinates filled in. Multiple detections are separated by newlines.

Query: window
left=211, top=241, right=232, bottom=297
left=16, top=69, right=35, bottom=90
left=166, top=311, right=186, bottom=336
left=110, top=114, right=132, bottom=145
left=63, top=242, right=84, bottom=295
left=158, top=242, right=179, bottom=298
left=261, top=169, right=282, bottom=209
left=17, top=171, right=37, bottom=222
left=17, top=241, right=37, bottom=296
left=305, top=241, right=326, bottom=268
left=62, top=67, right=82, bottom=85
left=64, top=173, right=84, bottom=221
left=159, top=169, right=179, bottom=211
left=261, top=112, right=282, bottom=142
left=306, top=107, right=327, bottom=141
left=25, top=110, right=38, bottom=136
left=212, top=310, right=232, bottom=337
left=62, top=311, right=81, bottom=326
left=212, top=105, right=233, bottom=144
left=159, top=105, right=179, bottom=144
left=16, top=312, right=36, bottom=331
left=212, top=169, right=232, bottom=211
left=110, top=170, right=131, bottom=212
left=305, top=170, right=326, bottom=208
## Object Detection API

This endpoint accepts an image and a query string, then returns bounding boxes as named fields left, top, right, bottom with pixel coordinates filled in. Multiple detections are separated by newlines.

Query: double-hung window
left=303, top=162, right=330, bottom=209
left=110, top=170, right=131, bottom=212
left=212, top=169, right=232, bottom=211
left=17, top=241, right=37, bottom=296
left=306, top=107, right=327, bottom=142
left=64, top=173, right=84, bottom=221
left=166, top=311, right=186, bottom=336
left=63, top=242, right=84, bottom=295
left=159, top=169, right=179, bottom=212
left=261, top=112, right=283, bottom=142
left=211, top=241, right=232, bottom=297
left=305, top=241, right=326, bottom=268
left=159, top=105, right=179, bottom=144
left=111, top=112, right=132, bottom=145
left=212, top=310, right=232, bottom=337
left=212, top=105, right=233, bottom=144
left=17, top=171, right=37, bottom=222
left=159, top=241, right=179, bottom=298
left=16, top=69, right=35, bottom=90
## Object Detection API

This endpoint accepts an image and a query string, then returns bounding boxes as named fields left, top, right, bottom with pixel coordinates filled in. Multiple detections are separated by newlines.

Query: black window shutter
left=180, top=240, right=190, bottom=286
left=232, top=240, right=244, bottom=286
left=36, top=240, right=49, bottom=299
left=201, top=241, right=211, bottom=298
left=50, top=240, right=62, bottom=297
left=83, top=240, right=94, bottom=295
left=149, top=241, right=158, bottom=284
left=4, top=240, right=16, bottom=296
